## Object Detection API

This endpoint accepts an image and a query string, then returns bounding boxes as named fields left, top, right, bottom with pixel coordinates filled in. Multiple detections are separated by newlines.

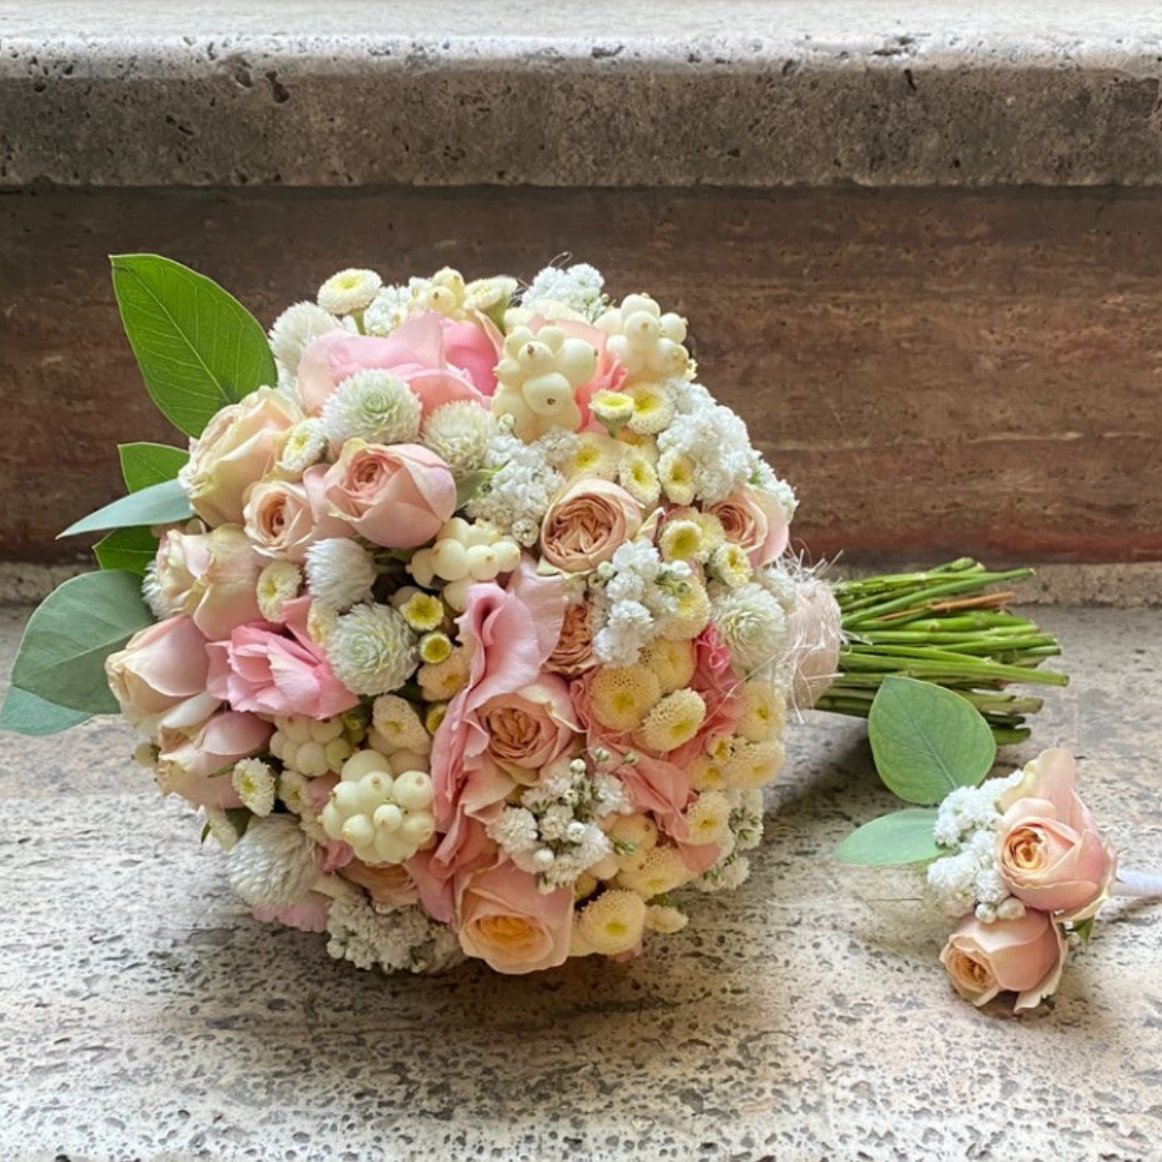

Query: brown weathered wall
left=3, top=185, right=1160, bottom=565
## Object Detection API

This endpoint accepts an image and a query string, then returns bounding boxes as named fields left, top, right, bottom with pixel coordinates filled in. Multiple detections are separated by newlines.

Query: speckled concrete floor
left=1, top=605, right=1158, bottom=1161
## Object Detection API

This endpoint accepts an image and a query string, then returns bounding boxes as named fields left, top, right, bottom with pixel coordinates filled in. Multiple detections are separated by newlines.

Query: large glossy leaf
left=119, top=442, right=188, bottom=492
left=834, top=808, right=943, bottom=866
left=868, top=676, right=997, bottom=805
left=0, top=686, right=91, bottom=736
left=8, top=571, right=153, bottom=713
left=111, top=253, right=276, bottom=437
left=60, top=478, right=193, bottom=538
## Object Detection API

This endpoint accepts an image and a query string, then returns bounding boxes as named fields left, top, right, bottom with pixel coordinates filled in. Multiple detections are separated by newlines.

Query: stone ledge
left=3, top=1, right=1162, bottom=187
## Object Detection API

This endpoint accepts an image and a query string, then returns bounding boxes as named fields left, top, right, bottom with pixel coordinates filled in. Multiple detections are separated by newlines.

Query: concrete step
left=1, top=602, right=1158, bottom=1158
left=2, top=3, right=1161, bottom=567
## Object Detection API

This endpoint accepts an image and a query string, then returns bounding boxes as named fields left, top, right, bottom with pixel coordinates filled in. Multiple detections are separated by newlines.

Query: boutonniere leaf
left=868, top=675, right=997, bottom=805
left=834, top=807, right=944, bottom=866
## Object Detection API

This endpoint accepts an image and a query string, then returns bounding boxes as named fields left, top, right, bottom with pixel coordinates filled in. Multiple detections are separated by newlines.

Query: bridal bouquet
left=4, top=257, right=1066, bottom=977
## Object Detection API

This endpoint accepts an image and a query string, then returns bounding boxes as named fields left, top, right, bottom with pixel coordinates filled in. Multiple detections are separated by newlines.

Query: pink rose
left=322, top=441, right=456, bottom=549
left=540, top=478, right=642, bottom=572
left=153, top=524, right=265, bottom=640
left=456, top=861, right=573, bottom=974
left=996, top=748, right=1118, bottom=923
left=940, top=910, right=1067, bottom=1011
left=156, top=709, right=272, bottom=808
left=207, top=621, right=358, bottom=719
left=243, top=467, right=346, bottom=562
left=780, top=576, right=843, bottom=710
left=181, top=388, right=303, bottom=526
left=708, top=486, right=791, bottom=567
left=298, top=312, right=500, bottom=416
left=430, top=562, right=570, bottom=864
left=476, top=676, right=580, bottom=782
left=105, top=616, right=220, bottom=736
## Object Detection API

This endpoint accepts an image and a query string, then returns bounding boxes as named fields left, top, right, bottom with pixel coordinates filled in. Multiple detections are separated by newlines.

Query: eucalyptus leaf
left=868, top=676, right=997, bottom=805
left=60, top=478, right=193, bottom=538
left=111, top=253, right=276, bottom=437
left=8, top=571, right=153, bottom=713
left=0, top=686, right=91, bottom=736
left=119, top=442, right=188, bottom=492
left=94, top=526, right=159, bottom=575
left=834, top=807, right=944, bottom=866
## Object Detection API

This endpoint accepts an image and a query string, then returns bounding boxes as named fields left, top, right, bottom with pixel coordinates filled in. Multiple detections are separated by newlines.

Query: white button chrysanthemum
left=327, top=602, right=418, bottom=696
left=232, top=758, right=277, bottom=817
left=421, top=400, right=497, bottom=477
left=712, top=583, right=789, bottom=676
left=277, top=418, right=328, bottom=474
left=321, top=370, right=422, bottom=446
left=256, top=560, right=303, bottom=622
left=318, top=268, right=383, bottom=315
left=305, top=537, right=378, bottom=610
left=269, top=301, right=342, bottom=374
left=226, top=815, right=320, bottom=909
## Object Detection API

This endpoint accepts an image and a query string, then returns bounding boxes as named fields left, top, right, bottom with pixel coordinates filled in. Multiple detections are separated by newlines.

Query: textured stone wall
left=3, top=184, right=1160, bottom=564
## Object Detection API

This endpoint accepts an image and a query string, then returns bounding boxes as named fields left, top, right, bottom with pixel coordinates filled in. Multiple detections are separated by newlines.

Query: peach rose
left=709, top=486, right=790, bottom=567
left=996, top=748, right=1118, bottom=923
left=340, top=860, right=420, bottom=908
left=243, top=467, right=345, bottom=562
left=156, top=709, right=272, bottom=809
left=456, top=861, right=573, bottom=974
left=298, top=312, right=500, bottom=416
left=477, top=676, right=580, bottom=783
left=153, top=523, right=265, bottom=640
left=207, top=620, right=358, bottom=719
left=105, top=616, right=220, bottom=736
left=545, top=599, right=597, bottom=677
left=540, top=479, right=642, bottom=572
left=182, top=388, right=303, bottom=526
left=940, top=910, right=1067, bottom=1011
left=322, top=441, right=456, bottom=549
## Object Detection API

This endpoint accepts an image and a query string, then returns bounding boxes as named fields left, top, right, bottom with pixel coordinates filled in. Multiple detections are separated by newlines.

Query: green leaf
left=868, top=675, right=997, bottom=805
left=225, top=807, right=254, bottom=839
left=9, top=571, right=153, bottom=713
left=94, top=526, right=159, bottom=575
left=60, top=478, right=193, bottom=538
left=0, top=686, right=91, bottom=736
left=111, top=253, right=276, bottom=437
left=455, top=470, right=490, bottom=509
left=119, top=442, right=188, bottom=492
left=834, top=807, right=944, bottom=866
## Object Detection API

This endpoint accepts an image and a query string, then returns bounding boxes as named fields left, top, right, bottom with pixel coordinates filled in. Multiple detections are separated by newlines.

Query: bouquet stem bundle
left=816, top=558, right=1068, bottom=744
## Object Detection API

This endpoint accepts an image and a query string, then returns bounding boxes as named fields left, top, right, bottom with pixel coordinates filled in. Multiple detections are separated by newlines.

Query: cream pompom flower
left=269, top=301, right=341, bottom=373
left=305, top=538, right=377, bottom=611
left=421, top=401, right=496, bottom=477
left=327, top=603, right=418, bottom=696
left=712, top=583, right=789, bottom=675
left=226, top=815, right=320, bottom=909
left=321, top=370, right=422, bottom=446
